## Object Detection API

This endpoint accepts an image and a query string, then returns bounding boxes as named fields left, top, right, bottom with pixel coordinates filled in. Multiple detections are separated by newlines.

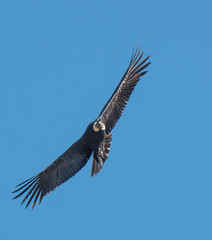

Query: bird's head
left=93, top=120, right=106, bottom=132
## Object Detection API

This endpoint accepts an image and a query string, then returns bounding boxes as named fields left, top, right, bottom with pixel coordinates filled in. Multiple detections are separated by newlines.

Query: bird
left=12, top=45, right=151, bottom=209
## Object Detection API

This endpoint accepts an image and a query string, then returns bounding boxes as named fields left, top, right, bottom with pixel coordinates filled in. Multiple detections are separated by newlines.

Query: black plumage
left=13, top=45, right=151, bottom=209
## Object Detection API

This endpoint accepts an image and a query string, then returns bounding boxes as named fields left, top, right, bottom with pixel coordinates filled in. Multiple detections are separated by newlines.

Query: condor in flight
left=13, top=45, right=150, bottom=209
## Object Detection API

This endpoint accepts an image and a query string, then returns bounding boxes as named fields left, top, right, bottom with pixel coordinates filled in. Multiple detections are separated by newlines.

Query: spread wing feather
left=12, top=140, right=92, bottom=209
left=98, top=46, right=151, bottom=134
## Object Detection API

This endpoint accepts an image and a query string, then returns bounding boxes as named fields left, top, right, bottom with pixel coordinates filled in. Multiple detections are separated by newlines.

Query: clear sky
left=1, top=1, right=212, bottom=239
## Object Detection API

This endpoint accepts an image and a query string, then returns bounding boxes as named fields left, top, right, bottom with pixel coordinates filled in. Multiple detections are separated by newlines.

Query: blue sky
left=1, top=0, right=212, bottom=239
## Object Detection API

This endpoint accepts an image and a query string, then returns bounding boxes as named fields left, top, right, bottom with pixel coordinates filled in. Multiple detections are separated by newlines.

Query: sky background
left=1, top=1, right=212, bottom=239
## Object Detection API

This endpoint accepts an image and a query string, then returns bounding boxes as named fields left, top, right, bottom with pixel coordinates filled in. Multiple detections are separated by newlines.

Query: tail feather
left=90, top=132, right=112, bottom=177
left=90, top=154, right=103, bottom=177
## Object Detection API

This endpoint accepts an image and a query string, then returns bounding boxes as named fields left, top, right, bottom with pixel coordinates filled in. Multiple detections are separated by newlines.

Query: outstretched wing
left=12, top=139, right=92, bottom=209
left=98, top=46, right=151, bottom=134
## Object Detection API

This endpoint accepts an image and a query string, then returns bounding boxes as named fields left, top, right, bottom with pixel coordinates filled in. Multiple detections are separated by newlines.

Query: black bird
left=13, top=45, right=150, bottom=209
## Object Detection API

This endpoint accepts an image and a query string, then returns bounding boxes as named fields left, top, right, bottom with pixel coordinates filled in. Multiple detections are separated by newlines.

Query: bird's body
left=13, top=45, right=151, bottom=209
left=84, top=122, right=105, bottom=152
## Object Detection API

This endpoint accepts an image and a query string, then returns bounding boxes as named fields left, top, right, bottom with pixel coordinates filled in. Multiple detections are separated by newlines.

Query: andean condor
left=13, top=45, right=151, bottom=209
